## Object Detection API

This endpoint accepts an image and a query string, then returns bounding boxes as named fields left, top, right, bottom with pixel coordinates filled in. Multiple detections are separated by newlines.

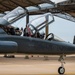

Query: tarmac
left=0, top=54, right=75, bottom=75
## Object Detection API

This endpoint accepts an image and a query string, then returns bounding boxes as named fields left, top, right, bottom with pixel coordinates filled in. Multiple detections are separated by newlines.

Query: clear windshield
left=46, top=33, right=64, bottom=41
left=27, top=13, right=64, bottom=42
left=28, top=13, right=54, bottom=32
left=54, top=35, right=64, bottom=41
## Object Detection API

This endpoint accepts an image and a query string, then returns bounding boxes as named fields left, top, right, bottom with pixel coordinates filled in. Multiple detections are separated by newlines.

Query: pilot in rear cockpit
left=23, top=25, right=45, bottom=39
left=23, top=25, right=32, bottom=37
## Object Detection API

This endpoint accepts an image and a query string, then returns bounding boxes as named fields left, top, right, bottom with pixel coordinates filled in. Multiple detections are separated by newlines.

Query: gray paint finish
left=0, top=35, right=75, bottom=55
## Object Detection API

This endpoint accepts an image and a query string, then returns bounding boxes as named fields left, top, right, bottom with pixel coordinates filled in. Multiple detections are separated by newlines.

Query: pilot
left=15, top=27, right=22, bottom=36
left=23, top=25, right=32, bottom=37
left=40, top=32, right=45, bottom=39
left=23, top=27, right=28, bottom=36
left=5, top=25, right=15, bottom=35
left=34, top=31, right=40, bottom=38
left=9, top=27, right=15, bottom=35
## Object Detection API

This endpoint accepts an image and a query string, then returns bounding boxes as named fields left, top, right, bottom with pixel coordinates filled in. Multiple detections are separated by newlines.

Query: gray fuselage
left=0, top=35, right=75, bottom=55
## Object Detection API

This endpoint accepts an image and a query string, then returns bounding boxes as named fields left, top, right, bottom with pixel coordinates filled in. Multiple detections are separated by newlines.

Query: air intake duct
left=0, top=41, right=18, bottom=53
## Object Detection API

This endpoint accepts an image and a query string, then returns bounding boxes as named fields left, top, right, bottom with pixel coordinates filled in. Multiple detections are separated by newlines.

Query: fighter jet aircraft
left=0, top=0, right=75, bottom=74
left=0, top=12, right=75, bottom=75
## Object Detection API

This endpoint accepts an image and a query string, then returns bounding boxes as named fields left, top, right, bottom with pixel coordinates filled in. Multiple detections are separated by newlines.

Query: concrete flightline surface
left=0, top=54, right=75, bottom=75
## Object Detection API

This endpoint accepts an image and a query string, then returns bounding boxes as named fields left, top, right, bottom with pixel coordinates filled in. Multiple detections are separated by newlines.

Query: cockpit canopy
left=27, top=13, right=54, bottom=33
left=27, top=13, right=64, bottom=42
